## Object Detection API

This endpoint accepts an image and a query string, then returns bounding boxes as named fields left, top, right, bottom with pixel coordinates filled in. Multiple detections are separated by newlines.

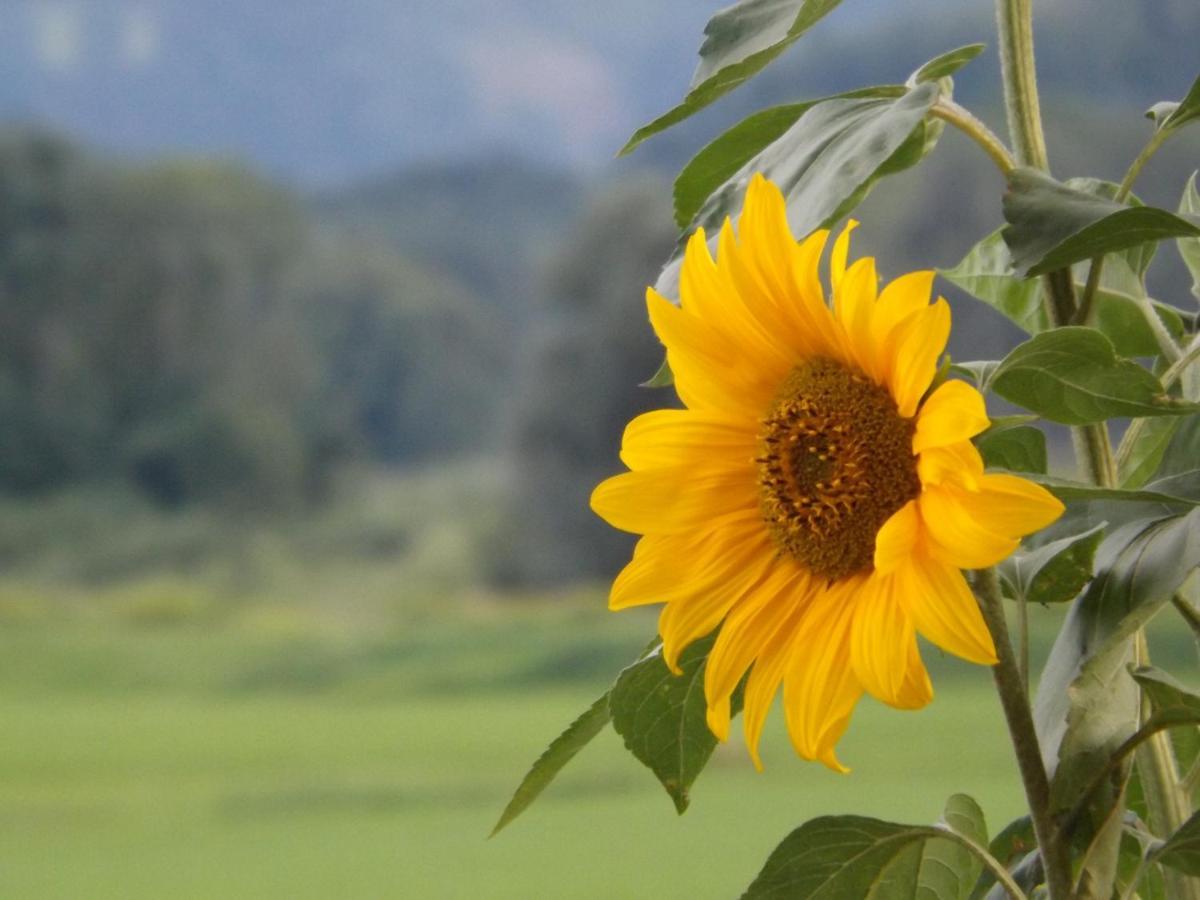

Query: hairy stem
left=973, top=568, right=1072, bottom=900
left=931, top=99, right=1017, bottom=175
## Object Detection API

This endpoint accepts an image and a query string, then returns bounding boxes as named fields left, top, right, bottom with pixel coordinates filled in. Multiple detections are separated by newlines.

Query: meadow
left=0, top=470, right=1193, bottom=898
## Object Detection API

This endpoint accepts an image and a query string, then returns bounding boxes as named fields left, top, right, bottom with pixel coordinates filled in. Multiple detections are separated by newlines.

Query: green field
left=0, top=596, right=1055, bottom=900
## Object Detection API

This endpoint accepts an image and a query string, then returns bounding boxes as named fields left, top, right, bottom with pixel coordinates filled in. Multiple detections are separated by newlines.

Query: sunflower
left=590, top=174, right=1063, bottom=772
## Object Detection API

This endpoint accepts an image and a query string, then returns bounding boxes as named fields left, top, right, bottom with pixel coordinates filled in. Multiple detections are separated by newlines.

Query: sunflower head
left=591, top=174, right=1063, bottom=771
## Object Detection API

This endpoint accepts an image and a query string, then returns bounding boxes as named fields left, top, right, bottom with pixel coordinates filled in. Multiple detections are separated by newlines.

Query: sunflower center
left=757, top=357, right=920, bottom=580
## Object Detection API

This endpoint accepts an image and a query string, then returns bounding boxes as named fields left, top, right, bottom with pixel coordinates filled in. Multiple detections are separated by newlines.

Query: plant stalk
left=973, top=568, right=1073, bottom=900
left=931, top=99, right=1016, bottom=175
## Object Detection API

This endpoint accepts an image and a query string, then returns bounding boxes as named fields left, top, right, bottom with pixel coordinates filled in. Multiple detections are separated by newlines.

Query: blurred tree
left=491, top=176, right=678, bottom=587
left=0, top=131, right=502, bottom=509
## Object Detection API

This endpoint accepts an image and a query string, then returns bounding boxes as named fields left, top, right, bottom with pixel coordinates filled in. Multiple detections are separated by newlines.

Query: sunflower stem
left=972, top=567, right=1072, bottom=900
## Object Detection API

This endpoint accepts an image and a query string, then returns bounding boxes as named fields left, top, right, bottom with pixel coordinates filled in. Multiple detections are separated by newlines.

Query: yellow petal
left=834, top=256, right=880, bottom=378
left=678, top=227, right=795, bottom=376
left=873, top=499, right=919, bottom=574
left=590, top=465, right=756, bottom=535
left=918, top=440, right=984, bottom=489
left=620, top=409, right=757, bottom=470
left=888, top=299, right=951, bottom=417
left=704, top=564, right=808, bottom=740
left=918, top=484, right=1019, bottom=568
left=659, top=544, right=778, bottom=673
left=829, top=219, right=859, bottom=295
left=912, top=380, right=991, bottom=453
left=608, top=514, right=769, bottom=610
left=850, top=572, right=931, bottom=709
left=871, top=271, right=935, bottom=370
left=741, top=601, right=810, bottom=771
left=781, top=579, right=864, bottom=772
left=971, top=473, right=1065, bottom=537
left=646, top=289, right=773, bottom=417
left=896, top=554, right=997, bottom=665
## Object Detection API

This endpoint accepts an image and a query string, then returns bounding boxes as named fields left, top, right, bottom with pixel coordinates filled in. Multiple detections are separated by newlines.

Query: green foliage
left=742, top=796, right=989, bottom=899
left=998, top=524, right=1105, bottom=606
left=1178, top=173, right=1200, bottom=299
left=1149, top=74, right=1200, bottom=134
left=989, top=328, right=1197, bottom=425
left=610, top=634, right=736, bottom=815
left=1036, top=509, right=1200, bottom=816
left=620, top=0, right=846, bottom=155
left=490, top=692, right=612, bottom=836
left=1156, top=811, right=1200, bottom=876
left=672, top=86, right=905, bottom=229
left=1002, top=168, right=1200, bottom=277
left=942, top=227, right=1186, bottom=358
left=976, top=417, right=1047, bottom=473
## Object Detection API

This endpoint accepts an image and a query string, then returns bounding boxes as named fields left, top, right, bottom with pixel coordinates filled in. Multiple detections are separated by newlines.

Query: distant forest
left=1, top=71, right=1196, bottom=587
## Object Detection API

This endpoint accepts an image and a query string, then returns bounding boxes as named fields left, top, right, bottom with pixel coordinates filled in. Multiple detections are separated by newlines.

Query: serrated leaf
left=491, top=691, right=611, bottom=835
left=998, top=524, right=1105, bottom=606
left=1002, top=168, right=1200, bottom=278
left=1036, top=509, right=1200, bottom=816
left=609, top=633, right=734, bottom=814
left=977, top=423, right=1047, bottom=473
left=909, top=44, right=986, bottom=84
left=742, top=801, right=987, bottom=899
left=654, top=82, right=940, bottom=298
left=1160, top=74, right=1200, bottom=133
left=1155, top=810, right=1200, bottom=876
left=1178, top=173, right=1200, bottom=300
left=620, top=0, right=845, bottom=155
left=989, top=327, right=1199, bottom=425
left=672, top=86, right=905, bottom=228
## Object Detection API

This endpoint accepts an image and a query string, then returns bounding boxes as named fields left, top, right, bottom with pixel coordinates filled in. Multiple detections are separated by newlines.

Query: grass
left=15, top=587, right=1186, bottom=899
left=1, top=474, right=1195, bottom=897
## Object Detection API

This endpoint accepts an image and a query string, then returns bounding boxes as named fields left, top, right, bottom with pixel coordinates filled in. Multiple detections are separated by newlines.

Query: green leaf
left=977, top=421, right=1047, bottom=473
left=672, top=86, right=905, bottom=228
left=655, top=81, right=940, bottom=297
left=1001, top=168, right=1200, bottom=277
left=1155, top=810, right=1200, bottom=876
left=490, top=692, right=611, bottom=835
left=1120, top=417, right=1183, bottom=490
left=1028, top=474, right=1200, bottom=507
left=969, top=816, right=1035, bottom=900
left=941, top=223, right=1185, bottom=358
left=1159, top=74, right=1200, bottom=133
left=1035, top=509, right=1200, bottom=814
left=742, top=799, right=989, bottom=899
left=1178, top=173, right=1200, bottom=300
left=941, top=228, right=1044, bottom=334
left=988, top=327, right=1199, bottom=425
left=657, top=83, right=936, bottom=294
left=909, top=44, right=986, bottom=84
left=998, top=524, right=1105, bottom=606
left=609, top=633, right=732, bottom=814
left=620, top=0, right=845, bottom=155
left=950, top=360, right=1000, bottom=391
left=641, top=356, right=674, bottom=388
left=1116, top=827, right=1168, bottom=900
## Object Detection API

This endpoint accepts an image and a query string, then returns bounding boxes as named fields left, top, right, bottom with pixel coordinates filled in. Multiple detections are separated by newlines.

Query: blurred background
left=0, top=1, right=1197, bottom=897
